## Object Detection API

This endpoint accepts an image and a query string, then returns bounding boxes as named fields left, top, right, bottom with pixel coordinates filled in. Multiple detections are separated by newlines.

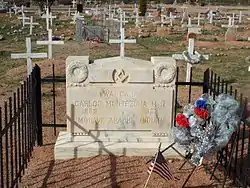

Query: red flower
left=194, top=107, right=209, bottom=119
left=176, top=114, right=190, bottom=128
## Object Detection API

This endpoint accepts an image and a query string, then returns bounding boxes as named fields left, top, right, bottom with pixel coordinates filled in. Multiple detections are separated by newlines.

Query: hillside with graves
left=0, top=1, right=250, bottom=188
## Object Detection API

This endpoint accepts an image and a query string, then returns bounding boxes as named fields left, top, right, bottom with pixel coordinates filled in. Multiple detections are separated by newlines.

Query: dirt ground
left=20, top=129, right=233, bottom=188
left=0, top=5, right=250, bottom=187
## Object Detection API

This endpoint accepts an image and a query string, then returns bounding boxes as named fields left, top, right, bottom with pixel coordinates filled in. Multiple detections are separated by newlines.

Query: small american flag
left=147, top=151, right=179, bottom=181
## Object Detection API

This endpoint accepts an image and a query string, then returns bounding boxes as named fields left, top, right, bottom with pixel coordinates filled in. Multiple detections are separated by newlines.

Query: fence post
left=203, top=68, right=210, bottom=94
left=33, top=64, right=43, bottom=146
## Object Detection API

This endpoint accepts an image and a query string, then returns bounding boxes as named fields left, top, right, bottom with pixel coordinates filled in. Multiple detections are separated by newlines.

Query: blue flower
left=196, top=99, right=206, bottom=109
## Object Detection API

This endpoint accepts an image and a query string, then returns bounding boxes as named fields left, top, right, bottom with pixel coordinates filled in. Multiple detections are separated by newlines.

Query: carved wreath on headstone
left=154, top=62, right=176, bottom=84
left=67, top=61, right=88, bottom=83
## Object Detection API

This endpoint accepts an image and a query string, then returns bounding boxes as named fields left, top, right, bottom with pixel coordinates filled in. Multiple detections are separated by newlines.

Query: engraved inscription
left=72, top=88, right=169, bottom=127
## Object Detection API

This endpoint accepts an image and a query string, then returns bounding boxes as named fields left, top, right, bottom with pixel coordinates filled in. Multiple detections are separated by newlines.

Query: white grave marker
left=41, top=8, right=56, bottom=30
left=36, top=29, right=64, bottom=59
left=172, top=38, right=209, bottom=82
left=239, top=11, right=242, bottom=23
left=72, top=0, right=76, bottom=8
left=54, top=55, right=180, bottom=159
left=25, top=16, right=39, bottom=35
left=8, top=8, right=12, bottom=17
left=11, top=38, right=47, bottom=76
left=109, top=28, right=136, bottom=57
left=18, top=12, right=30, bottom=27
left=222, top=16, right=239, bottom=28
left=209, top=10, right=213, bottom=24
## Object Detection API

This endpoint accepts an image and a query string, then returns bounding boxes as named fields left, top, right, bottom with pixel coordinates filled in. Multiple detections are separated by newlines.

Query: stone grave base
left=54, top=131, right=185, bottom=160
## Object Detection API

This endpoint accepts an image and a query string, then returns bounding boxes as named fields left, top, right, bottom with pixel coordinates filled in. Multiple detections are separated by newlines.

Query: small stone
left=0, top=35, right=4, bottom=40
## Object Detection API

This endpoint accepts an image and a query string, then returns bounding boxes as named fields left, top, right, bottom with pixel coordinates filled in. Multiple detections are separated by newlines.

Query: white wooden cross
left=13, top=4, right=18, bottom=15
left=68, top=7, right=71, bottom=16
left=49, top=12, right=56, bottom=27
left=25, top=16, right=39, bottom=35
left=21, top=5, right=24, bottom=15
left=172, top=38, right=209, bottom=82
left=36, top=29, right=64, bottom=59
left=41, top=9, right=50, bottom=30
left=222, top=16, right=239, bottom=28
left=41, top=8, right=56, bottom=30
left=167, top=12, right=176, bottom=27
left=18, top=12, right=30, bottom=27
left=72, top=0, right=76, bottom=8
left=194, top=12, right=204, bottom=26
left=239, top=11, right=242, bottom=23
left=109, top=28, right=136, bottom=57
left=11, top=38, right=47, bottom=76
left=182, top=17, right=193, bottom=28
left=232, top=13, right=235, bottom=26
left=114, top=12, right=128, bottom=32
left=181, top=6, right=188, bottom=24
left=208, top=10, right=213, bottom=24
left=160, top=15, right=168, bottom=27
left=135, top=7, right=140, bottom=28
left=8, top=8, right=12, bottom=17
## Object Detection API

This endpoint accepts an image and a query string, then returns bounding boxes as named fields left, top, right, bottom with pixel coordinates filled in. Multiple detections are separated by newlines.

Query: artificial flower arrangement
left=173, top=93, right=241, bottom=166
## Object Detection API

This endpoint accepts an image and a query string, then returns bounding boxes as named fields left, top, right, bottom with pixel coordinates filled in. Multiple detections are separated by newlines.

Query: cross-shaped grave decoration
left=11, top=38, right=47, bottom=76
left=36, top=29, right=64, bottom=59
left=194, top=12, right=204, bottom=26
left=21, top=5, right=25, bottom=14
left=167, top=12, right=176, bottom=27
left=8, top=8, right=12, bottom=17
left=18, top=12, right=30, bottom=27
left=109, top=28, right=136, bottom=57
left=160, top=15, right=169, bottom=27
left=135, top=6, right=140, bottom=28
left=13, top=4, right=18, bottom=15
left=232, top=13, right=235, bottom=26
left=181, top=5, right=188, bottom=24
left=25, top=16, right=39, bottom=35
left=172, top=37, right=209, bottom=82
left=41, top=8, right=56, bottom=31
left=114, top=11, right=128, bottom=32
left=239, top=11, right=242, bottom=23
left=208, top=9, right=213, bottom=24
left=72, top=0, right=76, bottom=8
left=221, top=16, right=239, bottom=42
left=182, top=16, right=193, bottom=28
left=68, top=7, right=71, bottom=16
left=222, top=16, right=238, bottom=28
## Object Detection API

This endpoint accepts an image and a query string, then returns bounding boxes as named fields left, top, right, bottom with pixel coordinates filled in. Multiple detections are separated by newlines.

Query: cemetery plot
left=0, top=3, right=250, bottom=188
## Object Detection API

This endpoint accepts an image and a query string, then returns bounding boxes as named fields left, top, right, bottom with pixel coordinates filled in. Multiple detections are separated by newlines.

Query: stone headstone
left=75, top=18, right=83, bottom=42
left=225, top=27, right=237, bottom=41
left=55, top=56, right=180, bottom=159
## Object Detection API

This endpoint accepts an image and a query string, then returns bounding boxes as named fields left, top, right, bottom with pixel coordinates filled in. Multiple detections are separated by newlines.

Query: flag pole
left=143, top=143, right=162, bottom=188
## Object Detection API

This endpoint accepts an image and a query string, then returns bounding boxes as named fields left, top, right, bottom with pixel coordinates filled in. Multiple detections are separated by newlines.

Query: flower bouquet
left=172, top=93, right=241, bottom=166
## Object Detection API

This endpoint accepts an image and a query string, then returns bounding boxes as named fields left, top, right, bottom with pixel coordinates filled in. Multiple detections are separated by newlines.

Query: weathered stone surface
left=55, top=55, right=181, bottom=159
